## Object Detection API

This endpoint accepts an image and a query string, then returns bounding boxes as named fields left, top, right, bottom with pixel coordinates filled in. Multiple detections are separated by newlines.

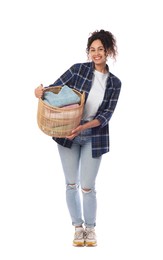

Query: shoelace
left=74, top=230, right=84, bottom=239
left=85, top=229, right=96, bottom=239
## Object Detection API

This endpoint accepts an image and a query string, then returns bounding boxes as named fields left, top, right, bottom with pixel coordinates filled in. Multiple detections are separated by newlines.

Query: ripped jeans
left=57, top=128, right=102, bottom=228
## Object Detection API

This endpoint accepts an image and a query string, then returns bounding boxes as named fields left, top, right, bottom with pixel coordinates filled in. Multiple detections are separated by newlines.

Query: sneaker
left=85, top=227, right=97, bottom=246
left=73, top=227, right=85, bottom=247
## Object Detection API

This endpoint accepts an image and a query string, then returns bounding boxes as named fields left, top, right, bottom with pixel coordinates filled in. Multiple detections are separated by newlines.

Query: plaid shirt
left=49, top=62, right=121, bottom=158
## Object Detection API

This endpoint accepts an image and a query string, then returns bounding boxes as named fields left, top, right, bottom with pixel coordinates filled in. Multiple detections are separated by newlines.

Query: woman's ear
left=106, top=49, right=110, bottom=57
left=88, top=53, right=92, bottom=61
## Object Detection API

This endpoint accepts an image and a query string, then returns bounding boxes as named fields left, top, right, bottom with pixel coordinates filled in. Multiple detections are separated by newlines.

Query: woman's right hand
left=34, top=84, right=44, bottom=98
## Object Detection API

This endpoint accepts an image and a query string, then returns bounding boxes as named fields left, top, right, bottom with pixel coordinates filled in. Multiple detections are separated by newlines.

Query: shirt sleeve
left=95, top=77, right=121, bottom=128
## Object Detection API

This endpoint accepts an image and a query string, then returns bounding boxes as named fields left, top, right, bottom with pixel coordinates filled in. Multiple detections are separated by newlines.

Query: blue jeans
left=57, top=129, right=102, bottom=228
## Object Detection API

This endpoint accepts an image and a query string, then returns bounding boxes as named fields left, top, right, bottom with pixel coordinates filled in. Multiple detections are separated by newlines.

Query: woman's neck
left=94, top=64, right=107, bottom=74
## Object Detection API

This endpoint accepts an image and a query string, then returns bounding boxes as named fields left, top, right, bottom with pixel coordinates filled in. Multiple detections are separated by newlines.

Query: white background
left=0, top=0, right=163, bottom=259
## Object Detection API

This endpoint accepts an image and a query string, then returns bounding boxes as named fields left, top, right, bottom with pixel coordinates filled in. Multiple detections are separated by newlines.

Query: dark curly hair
left=86, top=29, right=118, bottom=60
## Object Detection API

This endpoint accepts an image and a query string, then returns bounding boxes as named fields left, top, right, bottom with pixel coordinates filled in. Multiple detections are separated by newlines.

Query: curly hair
left=86, top=29, right=118, bottom=60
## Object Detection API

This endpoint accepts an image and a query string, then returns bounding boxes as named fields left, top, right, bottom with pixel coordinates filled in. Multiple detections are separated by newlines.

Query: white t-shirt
left=82, top=70, right=109, bottom=121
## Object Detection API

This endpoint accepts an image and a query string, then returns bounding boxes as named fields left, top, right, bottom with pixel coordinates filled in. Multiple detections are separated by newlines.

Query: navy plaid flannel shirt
left=49, top=62, right=121, bottom=158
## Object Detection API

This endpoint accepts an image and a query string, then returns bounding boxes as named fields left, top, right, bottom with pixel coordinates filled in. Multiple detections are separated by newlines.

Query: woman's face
left=89, top=39, right=108, bottom=65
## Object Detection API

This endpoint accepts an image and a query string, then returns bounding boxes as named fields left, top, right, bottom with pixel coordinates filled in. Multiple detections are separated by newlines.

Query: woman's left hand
left=66, top=125, right=83, bottom=140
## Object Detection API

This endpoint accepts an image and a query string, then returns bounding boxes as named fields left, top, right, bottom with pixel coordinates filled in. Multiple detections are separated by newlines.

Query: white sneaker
left=85, top=227, right=97, bottom=247
left=73, top=227, right=85, bottom=247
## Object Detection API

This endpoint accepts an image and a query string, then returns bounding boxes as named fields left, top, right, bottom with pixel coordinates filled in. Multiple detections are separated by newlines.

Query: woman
left=35, top=29, right=121, bottom=247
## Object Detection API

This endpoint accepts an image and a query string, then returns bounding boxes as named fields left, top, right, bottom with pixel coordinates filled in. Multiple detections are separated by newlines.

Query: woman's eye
left=89, top=48, right=104, bottom=53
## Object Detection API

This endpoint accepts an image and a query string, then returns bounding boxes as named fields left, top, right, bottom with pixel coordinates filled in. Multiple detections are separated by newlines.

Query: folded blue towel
left=43, top=85, right=80, bottom=107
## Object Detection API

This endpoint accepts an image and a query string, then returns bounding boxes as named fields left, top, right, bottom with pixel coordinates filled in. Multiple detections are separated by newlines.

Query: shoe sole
left=73, top=241, right=85, bottom=247
left=85, top=242, right=97, bottom=247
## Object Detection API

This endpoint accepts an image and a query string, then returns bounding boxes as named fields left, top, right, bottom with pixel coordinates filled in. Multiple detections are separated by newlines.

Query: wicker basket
left=37, top=86, right=85, bottom=137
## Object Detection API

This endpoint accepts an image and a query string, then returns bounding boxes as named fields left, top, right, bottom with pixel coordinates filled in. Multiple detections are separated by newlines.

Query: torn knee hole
left=81, top=188, right=92, bottom=193
left=67, top=183, right=78, bottom=189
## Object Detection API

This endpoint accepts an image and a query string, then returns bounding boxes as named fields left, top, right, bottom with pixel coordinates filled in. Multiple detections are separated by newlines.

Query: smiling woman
left=34, top=29, right=121, bottom=247
left=87, top=30, right=118, bottom=64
